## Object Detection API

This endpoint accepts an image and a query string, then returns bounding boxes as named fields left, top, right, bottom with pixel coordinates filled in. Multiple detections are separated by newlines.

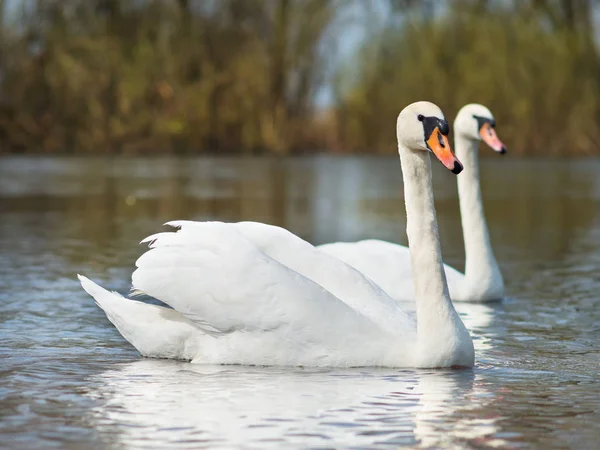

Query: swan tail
left=78, top=275, right=202, bottom=361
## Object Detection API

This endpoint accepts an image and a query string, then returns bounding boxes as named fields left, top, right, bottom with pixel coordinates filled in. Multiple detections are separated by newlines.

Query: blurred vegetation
left=337, top=0, right=600, bottom=155
left=0, top=0, right=599, bottom=155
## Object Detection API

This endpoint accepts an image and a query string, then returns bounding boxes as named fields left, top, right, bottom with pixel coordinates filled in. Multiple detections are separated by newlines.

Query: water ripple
left=1, top=156, right=600, bottom=449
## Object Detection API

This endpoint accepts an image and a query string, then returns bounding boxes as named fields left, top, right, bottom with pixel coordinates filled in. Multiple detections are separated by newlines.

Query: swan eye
left=473, top=115, right=495, bottom=132
left=439, top=120, right=449, bottom=135
left=419, top=116, right=448, bottom=136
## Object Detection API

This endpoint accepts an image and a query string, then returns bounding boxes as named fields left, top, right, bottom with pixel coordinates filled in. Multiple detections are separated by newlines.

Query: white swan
left=318, top=104, right=506, bottom=303
left=78, top=101, right=474, bottom=368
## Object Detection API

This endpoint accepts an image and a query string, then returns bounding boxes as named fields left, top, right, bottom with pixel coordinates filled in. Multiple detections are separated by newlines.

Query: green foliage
left=336, top=1, right=600, bottom=155
left=0, top=0, right=339, bottom=153
left=0, top=0, right=599, bottom=155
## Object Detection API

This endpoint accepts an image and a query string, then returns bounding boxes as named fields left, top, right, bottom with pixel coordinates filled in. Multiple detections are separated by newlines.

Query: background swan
left=79, top=101, right=474, bottom=368
left=318, top=104, right=506, bottom=303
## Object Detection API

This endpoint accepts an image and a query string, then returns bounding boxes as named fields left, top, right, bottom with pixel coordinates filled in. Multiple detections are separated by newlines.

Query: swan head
left=397, top=101, right=463, bottom=174
left=454, top=103, right=507, bottom=154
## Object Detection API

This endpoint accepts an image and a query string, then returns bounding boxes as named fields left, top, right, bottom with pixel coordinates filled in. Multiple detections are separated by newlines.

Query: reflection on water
left=84, top=362, right=481, bottom=449
left=1, top=155, right=600, bottom=449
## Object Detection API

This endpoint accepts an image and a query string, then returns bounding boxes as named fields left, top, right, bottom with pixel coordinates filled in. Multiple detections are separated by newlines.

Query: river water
left=1, top=155, right=599, bottom=449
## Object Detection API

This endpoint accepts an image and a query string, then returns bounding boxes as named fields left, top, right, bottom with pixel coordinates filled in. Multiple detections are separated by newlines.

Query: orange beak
left=479, top=123, right=507, bottom=154
left=426, top=127, right=463, bottom=174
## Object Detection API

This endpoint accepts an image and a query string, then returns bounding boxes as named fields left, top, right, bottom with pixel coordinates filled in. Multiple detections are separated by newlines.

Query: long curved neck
left=454, top=134, right=503, bottom=290
left=398, top=145, right=462, bottom=344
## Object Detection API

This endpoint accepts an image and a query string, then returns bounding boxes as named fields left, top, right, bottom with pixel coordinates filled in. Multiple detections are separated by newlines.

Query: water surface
left=1, top=155, right=599, bottom=449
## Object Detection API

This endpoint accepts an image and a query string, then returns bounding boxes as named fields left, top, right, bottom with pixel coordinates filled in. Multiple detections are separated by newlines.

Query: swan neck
left=397, top=144, right=457, bottom=339
left=454, top=134, right=503, bottom=293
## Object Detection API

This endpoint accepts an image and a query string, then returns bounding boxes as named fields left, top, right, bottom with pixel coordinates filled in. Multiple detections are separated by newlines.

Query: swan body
left=319, top=104, right=506, bottom=303
left=79, top=101, right=474, bottom=368
left=316, top=239, right=465, bottom=303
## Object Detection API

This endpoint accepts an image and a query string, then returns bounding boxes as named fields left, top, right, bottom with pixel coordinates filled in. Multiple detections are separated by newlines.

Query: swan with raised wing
left=78, top=101, right=474, bottom=368
left=319, top=104, right=506, bottom=303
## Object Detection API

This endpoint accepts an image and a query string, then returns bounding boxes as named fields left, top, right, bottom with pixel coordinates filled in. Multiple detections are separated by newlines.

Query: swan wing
left=165, top=220, right=415, bottom=335
left=318, top=240, right=415, bottom=301
left=131, top=222, right=407, bottom=365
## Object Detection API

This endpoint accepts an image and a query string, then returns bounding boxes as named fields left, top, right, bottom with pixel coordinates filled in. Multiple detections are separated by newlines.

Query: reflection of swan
left=83, top=362, right=501, bottom=447
left=319, top=104, right=506, bottom=303
left=454, top=303, right=497, bottom=355
left=84, top=361, right=413, bottom=448
left=79, top=101, right=473, bottom=368
left=412, top=370, right=500, bottom=447
left=84, top=361, right=496, bottom=448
